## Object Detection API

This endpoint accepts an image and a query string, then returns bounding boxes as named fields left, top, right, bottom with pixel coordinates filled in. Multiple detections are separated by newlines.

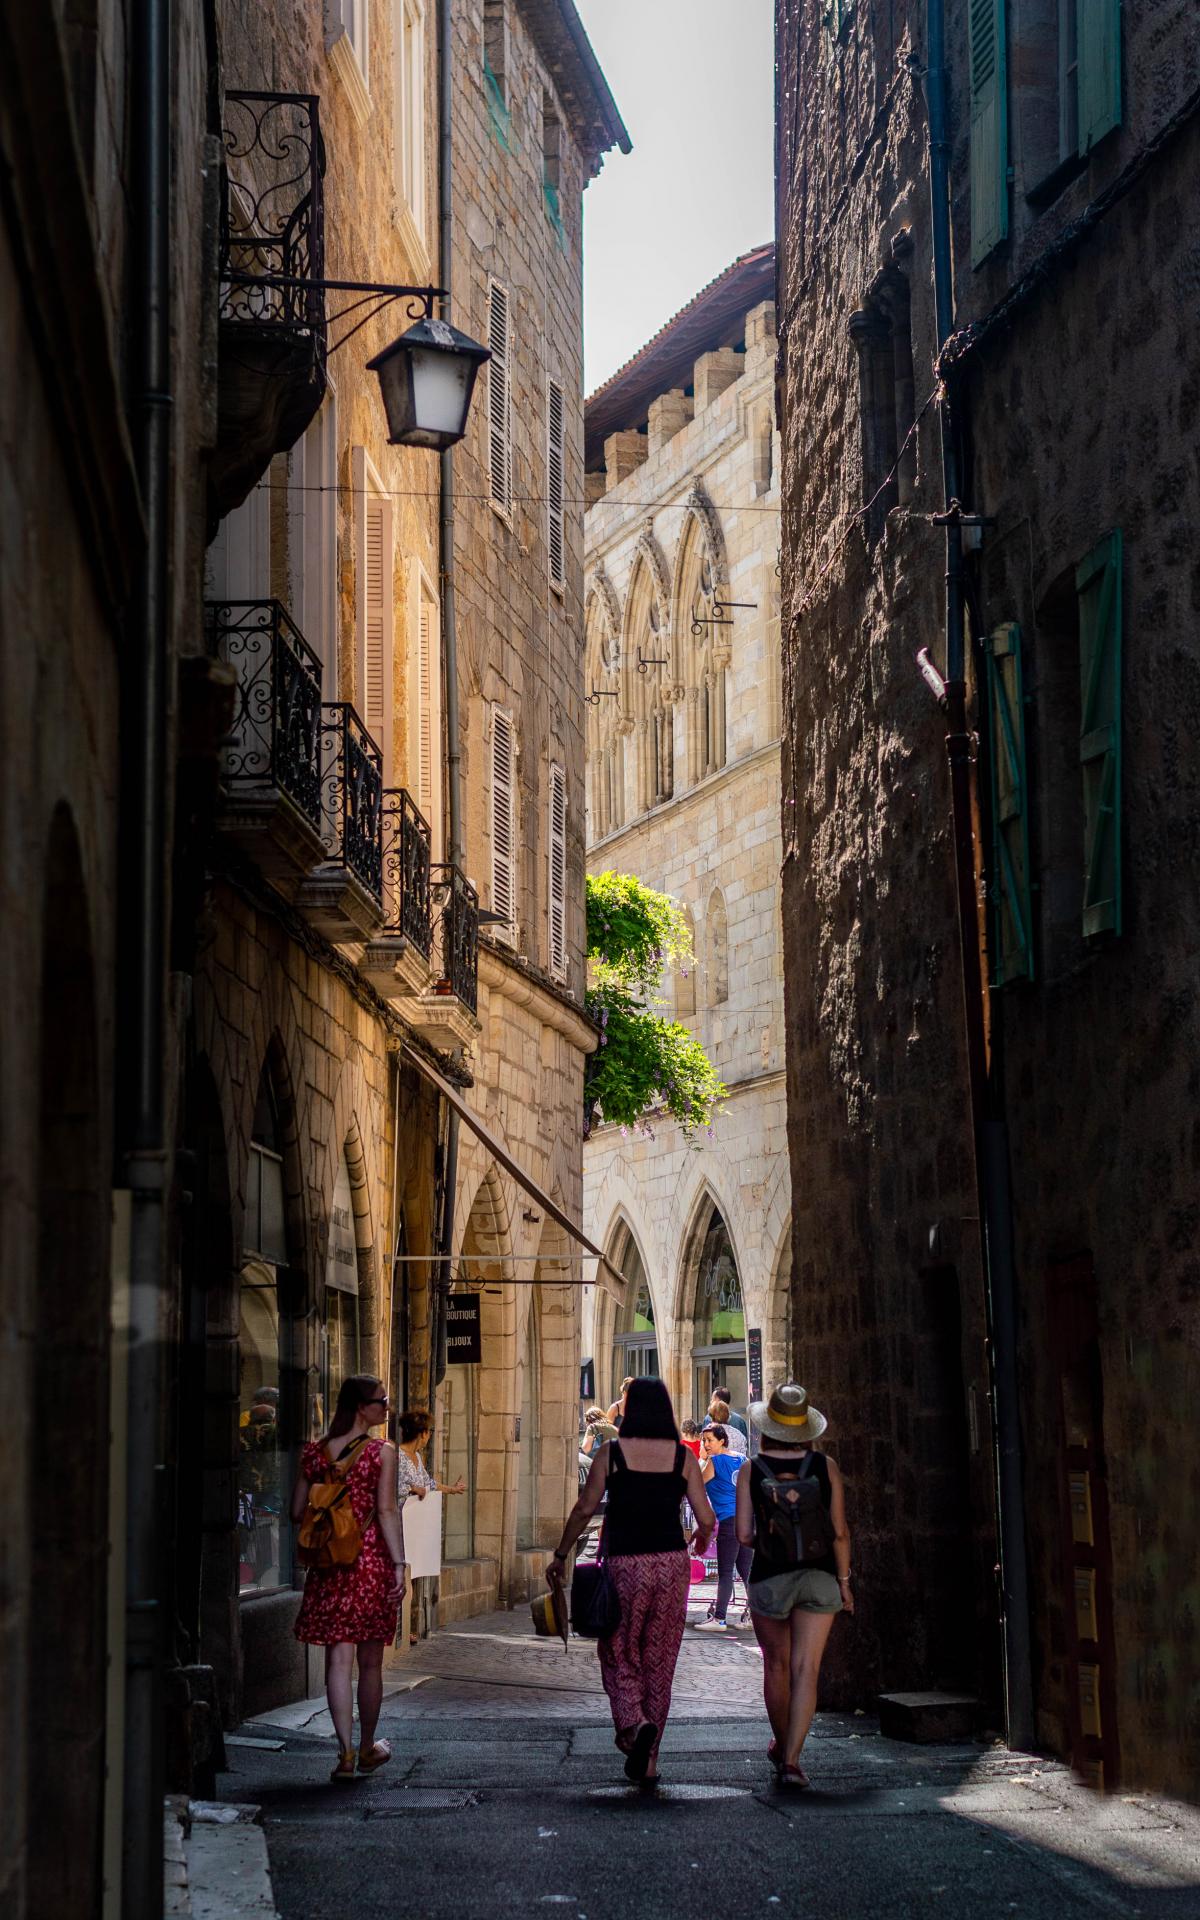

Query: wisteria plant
left=584, top=872, right=725, bottom=1138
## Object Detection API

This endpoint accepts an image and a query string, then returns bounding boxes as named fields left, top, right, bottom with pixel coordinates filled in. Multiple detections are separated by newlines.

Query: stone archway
left=30, top=805, right=108, bottom=1918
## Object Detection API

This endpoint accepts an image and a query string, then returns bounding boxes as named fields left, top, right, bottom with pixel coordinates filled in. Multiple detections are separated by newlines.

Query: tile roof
left=584, top=244, right=775, bottom=466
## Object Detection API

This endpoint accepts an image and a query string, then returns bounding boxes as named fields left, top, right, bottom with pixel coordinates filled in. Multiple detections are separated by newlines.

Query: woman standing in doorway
left=395, top=1408, right=465, bottom=1644
left=291, top=1375, right=406, bottom=1781
left=547, top=1378, right=715, bottom=1788
left=735, top=1384, right=852, bottom=1789
left=695, top=1425, right=752, bottom=1631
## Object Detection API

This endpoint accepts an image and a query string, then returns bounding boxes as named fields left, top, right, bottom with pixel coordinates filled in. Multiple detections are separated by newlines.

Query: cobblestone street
left=219, top=1607, right=1200, bottom=1920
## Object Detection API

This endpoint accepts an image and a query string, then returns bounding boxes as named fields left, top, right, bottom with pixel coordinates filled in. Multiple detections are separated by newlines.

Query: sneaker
left=694, top=1617, right=729, bottom=1632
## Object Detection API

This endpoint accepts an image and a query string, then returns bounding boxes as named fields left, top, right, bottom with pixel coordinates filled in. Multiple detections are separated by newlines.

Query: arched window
left=584, top=582, right=623, bottom=838
left=676, top=510, right=727, bottom=786
left=674, top=904, right=697, bottom=1018
left=706, top=889, right=729, bottom=1006
left=625, top=556, right=672, bottom=813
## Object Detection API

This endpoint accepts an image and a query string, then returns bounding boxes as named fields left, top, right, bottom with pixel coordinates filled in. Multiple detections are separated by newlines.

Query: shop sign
left=447, top=1292, right=482, bottom=1364
left=747, top=1326, right=763, bottom=1400
left=325, top=1155, right=359, bottom=1295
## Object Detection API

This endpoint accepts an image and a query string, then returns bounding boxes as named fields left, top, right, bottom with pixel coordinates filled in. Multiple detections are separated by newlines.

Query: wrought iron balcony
left=210, top=91, right=328, bottom=530
left=296, top=702, right=386, bottom=941
left=205, top=599, right=327, bottom=891
left=318, top=704, right=384, bottom=898
left=382, top=790, right=433, bottom=956
left=432, top=864, right=479, bottom=1015
left=219, top=91, right=326, bottom=337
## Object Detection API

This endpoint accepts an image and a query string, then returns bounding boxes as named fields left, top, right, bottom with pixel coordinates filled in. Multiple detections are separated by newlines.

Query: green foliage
left=584, top=872, right=725, bottom=1139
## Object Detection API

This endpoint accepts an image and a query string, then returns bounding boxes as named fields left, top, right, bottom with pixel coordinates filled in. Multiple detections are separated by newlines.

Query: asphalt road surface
left=219, top=1607, right=1200, bottom=1920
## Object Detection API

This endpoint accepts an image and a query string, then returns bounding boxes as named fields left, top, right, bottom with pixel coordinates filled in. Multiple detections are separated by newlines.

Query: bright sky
left=575, top=0, right=776, bottom=394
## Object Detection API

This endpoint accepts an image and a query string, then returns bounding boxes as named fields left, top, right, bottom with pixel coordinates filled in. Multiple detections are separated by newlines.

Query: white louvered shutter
left=364, top=496, right=387, bottom=738
left=547, top=379, right=565, bottom=589
left=417, top=600, right=434, bottom=815
left=487, top=281, right=512, bottom=516
left=491, top=708, right=516, bottom=939
left=548, top=762, right=567, bottom=977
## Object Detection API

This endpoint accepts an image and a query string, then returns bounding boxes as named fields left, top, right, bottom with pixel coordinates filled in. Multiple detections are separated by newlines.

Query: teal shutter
left=1077, top=0, right=1121, bottom=152
left=1076, top=530, right=1123, bottom=939
left=969, top=0, right=1008, bottom=267
left=986, top=623, right=1034, bottom=985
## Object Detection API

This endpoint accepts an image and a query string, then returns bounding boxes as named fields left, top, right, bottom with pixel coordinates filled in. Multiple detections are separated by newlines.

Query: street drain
left=588, top=1784, right=749, bottom=1803
left=364, top=1788, right=479, bottom=1816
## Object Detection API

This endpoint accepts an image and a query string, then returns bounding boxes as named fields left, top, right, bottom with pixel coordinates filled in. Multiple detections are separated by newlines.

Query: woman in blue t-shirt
left=694, top=1426, right=751, bottom=1631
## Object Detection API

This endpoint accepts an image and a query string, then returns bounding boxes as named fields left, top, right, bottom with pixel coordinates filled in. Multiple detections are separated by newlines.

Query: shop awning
left=400, top=1044, right=626, bottom=1304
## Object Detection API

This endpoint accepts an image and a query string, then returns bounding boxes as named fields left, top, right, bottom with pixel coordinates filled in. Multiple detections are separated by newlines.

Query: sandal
left=778, top=1763, right=810, bottom=1790
left=357, top=1739, right=392, bottom=1775
left=330, top=1749, right=358, bottom=1783
left=622, top=1721, right=658, bottom=1782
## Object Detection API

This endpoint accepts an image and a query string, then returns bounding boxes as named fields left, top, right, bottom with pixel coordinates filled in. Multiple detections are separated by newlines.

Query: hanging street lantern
left=367, top=313, right=491, bottom=452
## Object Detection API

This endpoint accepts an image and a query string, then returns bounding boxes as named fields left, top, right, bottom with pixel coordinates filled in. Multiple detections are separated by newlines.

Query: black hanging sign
left=446, top=1292, right=482, bottom=1365
left=747, top=1326, right=763, bottom=1401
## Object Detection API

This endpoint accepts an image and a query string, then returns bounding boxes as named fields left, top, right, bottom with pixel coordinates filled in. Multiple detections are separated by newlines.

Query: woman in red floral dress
left=291, top=1373, right=406, bottom=1780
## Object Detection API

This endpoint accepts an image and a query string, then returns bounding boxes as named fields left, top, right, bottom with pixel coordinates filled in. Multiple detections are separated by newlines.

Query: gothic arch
left=673, top=488, right=730, bottom=786
left=623, top=545, right=674, bottom=813
left=584, top=572, right=624, bottom=838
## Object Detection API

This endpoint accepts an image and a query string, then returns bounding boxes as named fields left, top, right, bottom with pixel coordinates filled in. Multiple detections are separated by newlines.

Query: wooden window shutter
left=487, top=281, right=512, bottom=516
left=491, top=707, right=517, bottom=937
left=547, top=379, right=565, bottom=589
left=1077, top=0, right=1121, bottom=153
left=548, top=762, right=567, bottom=976
left=986, top=622, right=1034, bottom=985
left=364, top=495, right=387, bottom=740
left=1076, top=530, right=1122, bottom=939
left=969, top=0, right=1008, bottom=268
left=417, top=598, right=436, bottom=822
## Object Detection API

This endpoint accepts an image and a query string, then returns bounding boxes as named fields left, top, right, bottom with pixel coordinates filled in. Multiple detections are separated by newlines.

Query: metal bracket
left=221, top=273, right=445, bottom=353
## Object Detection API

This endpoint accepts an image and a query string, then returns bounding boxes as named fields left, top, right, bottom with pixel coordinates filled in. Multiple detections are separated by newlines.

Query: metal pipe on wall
left=925, top=0, right=1034, bottom=1753
left=435, top=0, right=461, bottom=1397
left=122, top=0, right=172, bottom=1910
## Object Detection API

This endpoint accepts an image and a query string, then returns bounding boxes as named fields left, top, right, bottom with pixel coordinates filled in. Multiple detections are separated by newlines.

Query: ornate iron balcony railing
left=220, top=91, right=326, bottom=343
left=381, top=789, right=433, bottom=956
left=318, top=705, right=384, bottom=903
left=205, top=599, right=324, bottom=827
left=431, top=864, right=479, bottom=1014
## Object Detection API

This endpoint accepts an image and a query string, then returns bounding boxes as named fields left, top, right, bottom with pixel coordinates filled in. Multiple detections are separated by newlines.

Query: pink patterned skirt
left=596, top=1551, right=690, bottom=1763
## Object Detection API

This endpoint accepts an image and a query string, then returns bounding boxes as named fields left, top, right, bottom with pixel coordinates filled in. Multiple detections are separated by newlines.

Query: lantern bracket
left=220, top=273, right=445, bottom=354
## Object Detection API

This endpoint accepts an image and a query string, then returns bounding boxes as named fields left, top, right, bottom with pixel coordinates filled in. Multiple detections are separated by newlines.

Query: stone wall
left=777, top=0, right=1200, bottom=1787
left=582, top=291, right=791, bottom=1423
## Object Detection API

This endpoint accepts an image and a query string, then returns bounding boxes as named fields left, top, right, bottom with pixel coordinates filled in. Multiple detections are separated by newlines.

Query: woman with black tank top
left=734, top=1384, right=853, bottom=1790
left=548, top=1378, right=716, bottom=1787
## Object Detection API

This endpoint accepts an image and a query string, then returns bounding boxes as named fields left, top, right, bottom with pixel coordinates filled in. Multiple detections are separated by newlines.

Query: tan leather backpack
left=297, top=1436, right=370, bottom=1570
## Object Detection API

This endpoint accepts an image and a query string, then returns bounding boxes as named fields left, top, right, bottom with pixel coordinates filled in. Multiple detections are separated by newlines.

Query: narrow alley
left=211, top=1606, right=1200, bottom=1920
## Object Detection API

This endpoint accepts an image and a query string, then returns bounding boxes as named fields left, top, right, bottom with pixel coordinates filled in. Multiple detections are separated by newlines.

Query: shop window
left=323, top=1148, right=362, bottom=1420
left=441, top=1360, right=477, bottom=1560
left=238, top=1070, right=290, bottom=1594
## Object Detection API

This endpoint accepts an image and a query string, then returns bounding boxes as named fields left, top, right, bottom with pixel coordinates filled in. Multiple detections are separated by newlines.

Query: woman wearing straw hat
left=734, top=1384, right=852, bottom=1789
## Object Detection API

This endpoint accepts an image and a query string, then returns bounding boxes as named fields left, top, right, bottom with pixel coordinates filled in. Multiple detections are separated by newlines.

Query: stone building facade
left=2, top=0, right=623, bottom=1909
left=776, top=0, right=1200, bottom=1793
left=579, top=249, right=792, bottom=1426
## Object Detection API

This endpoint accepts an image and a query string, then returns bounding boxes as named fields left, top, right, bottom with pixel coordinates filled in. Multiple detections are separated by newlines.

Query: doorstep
left=164, top=1797, right=280, bottom=1919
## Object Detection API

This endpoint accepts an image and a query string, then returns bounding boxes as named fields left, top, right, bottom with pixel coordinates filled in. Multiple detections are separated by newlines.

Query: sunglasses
left=363, top=1394, right=390, bottom=1408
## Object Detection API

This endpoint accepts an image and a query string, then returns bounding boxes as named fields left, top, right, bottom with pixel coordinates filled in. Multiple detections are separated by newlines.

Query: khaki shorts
left=748, top=1567, right=842, bottom=1619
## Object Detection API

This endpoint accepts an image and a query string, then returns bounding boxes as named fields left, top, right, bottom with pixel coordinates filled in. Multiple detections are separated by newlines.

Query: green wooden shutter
left=986, top=623, right=1034, bottom=985
left=1077, top=0, right=1121, bottom=153
left=969, top=0, right=1008, bottom=267
left=1076, top=530, right=1122, bottom=939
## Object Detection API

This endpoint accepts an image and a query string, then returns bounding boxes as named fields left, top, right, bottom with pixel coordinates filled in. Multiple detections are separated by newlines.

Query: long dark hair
left=326, top=1373, right=385, bottom=1440
left=618, top=1377, right=680, bottom=1440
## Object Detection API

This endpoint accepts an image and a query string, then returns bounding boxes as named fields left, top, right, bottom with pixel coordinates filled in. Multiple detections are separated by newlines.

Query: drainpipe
left=434, top=0, right=460, bottom=1397
left=925, top=0, right=1034, bottom=1752
left=122, top=0, right=172, bottom=1912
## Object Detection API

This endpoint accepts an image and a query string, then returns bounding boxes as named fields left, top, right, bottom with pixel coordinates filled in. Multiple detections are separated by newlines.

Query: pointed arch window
left=677, top=513, right=727, bottom=787
left=675, top=904, right=696, bottom=1018
left=584, top=584, right=623, bottom=839
left=626, top=558, right=672, bottom=814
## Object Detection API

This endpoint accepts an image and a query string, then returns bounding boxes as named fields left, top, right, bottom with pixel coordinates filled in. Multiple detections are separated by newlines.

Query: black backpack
left=753, top=1453, right=834, bottom=1570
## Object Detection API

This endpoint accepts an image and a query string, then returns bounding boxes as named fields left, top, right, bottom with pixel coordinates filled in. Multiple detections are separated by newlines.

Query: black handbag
left=570, top=1557, right=621, bottom=1639
left=570, top=1447, right=622, bottom=1639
